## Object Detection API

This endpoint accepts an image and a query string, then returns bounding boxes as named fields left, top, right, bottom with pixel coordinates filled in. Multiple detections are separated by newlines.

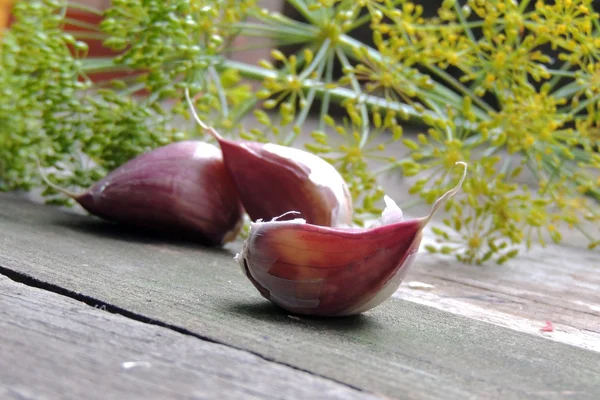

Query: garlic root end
left=234, top=239, right=249, bottom=275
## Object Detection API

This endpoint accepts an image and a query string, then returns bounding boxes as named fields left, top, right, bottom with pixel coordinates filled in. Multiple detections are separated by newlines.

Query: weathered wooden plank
left=0, top=274, right=383, bottom=400
left=1, top=193, right=600, bottom=400
left=395, top=237, right=600, bottom=344
left=393, top=281, right=600, bottom=353
left=415, top=236, right=600, bottom=319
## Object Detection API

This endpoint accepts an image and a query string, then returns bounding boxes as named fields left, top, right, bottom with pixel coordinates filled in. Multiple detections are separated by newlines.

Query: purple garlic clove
left=185, top=89, right=353, bottom=228
left=235, top=162, right=467, bottom=317
left=41, top=141, right=244, bottom=246
left=216, top=140, right=353, bottom=228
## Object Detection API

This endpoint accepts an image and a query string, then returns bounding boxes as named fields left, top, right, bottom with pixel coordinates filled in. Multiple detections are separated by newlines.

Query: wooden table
left=1, top=192, right=599, bottom=399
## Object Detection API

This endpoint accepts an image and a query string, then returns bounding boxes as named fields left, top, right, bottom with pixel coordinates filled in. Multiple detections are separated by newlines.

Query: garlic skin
left=235, top=162, right=467, bottom=316
left=185, top=89, right=353, bottom=227
left=217, top=139, right=353, bottom=227
left=68, top=141, right=244, bottom=246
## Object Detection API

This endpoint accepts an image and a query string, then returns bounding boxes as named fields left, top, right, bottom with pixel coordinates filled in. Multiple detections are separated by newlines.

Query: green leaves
left=1, top=0, right=92, bottom=190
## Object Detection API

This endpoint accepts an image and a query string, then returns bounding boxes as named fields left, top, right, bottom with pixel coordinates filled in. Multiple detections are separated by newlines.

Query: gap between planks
left=0, top=264, right=378, bottom=398
left=0, top=273, right=385, bottom=400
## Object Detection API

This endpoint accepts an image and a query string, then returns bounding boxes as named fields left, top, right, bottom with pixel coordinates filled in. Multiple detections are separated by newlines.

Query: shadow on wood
left=51, top=214, right=234, bottom=253
left=224, top=300, right=379, bottom=333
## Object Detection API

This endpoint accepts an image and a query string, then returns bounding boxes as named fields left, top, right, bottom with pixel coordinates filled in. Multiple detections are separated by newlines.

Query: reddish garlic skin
left=75, top=141, right=244, bottom=246
left=183, top=87, right=352, bottom=228
left=236, top=162, right=467, bottom=317
left=218, top=139, right=353, bottom=227
left=237, top=218, right=425, bottom=316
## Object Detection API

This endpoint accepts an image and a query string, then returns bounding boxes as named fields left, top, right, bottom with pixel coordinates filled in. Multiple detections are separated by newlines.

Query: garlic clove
left=235, top=162, right=467, bottom=316
left=41, top=141, right=244, bottom=246
left=217, top=139, right=353, bottom=227
left=237, top=214, right=423, bottom=316
left=185, top=89, right=353, bottom=227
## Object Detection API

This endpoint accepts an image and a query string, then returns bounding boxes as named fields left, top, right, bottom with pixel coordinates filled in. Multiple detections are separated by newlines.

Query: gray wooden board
left=1, top=193, right=600, bottom=399
left=404, top=244, right=600, bottom=330
left=0, top=274, right=383, bottom=400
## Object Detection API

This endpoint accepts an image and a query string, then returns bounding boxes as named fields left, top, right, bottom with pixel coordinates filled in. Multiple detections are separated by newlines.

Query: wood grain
left=1, top=193, right=600, bottom=400
left=0, top=274, right=383, bottom=400
left=395, top=236, right=600, bottom=350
